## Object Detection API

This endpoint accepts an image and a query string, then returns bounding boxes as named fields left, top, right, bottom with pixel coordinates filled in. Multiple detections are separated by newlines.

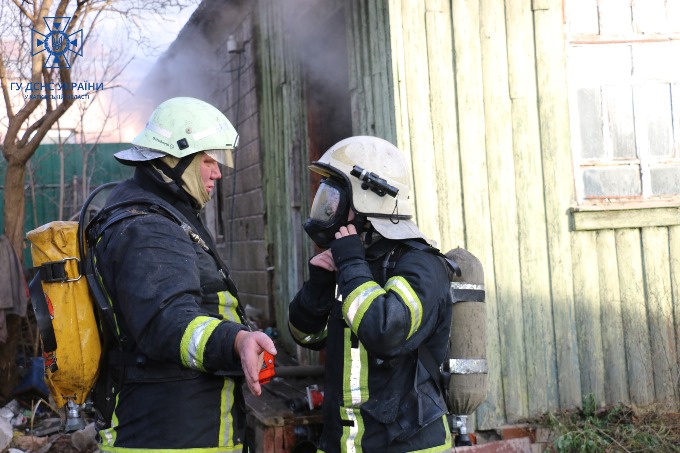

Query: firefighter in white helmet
left=93, top=97, right=276, bottom=452
left=289, top=136, right=454, bottom=452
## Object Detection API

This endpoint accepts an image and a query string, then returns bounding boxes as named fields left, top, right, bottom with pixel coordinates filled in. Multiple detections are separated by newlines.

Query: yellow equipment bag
left=26, top=221, right=101, bottom=409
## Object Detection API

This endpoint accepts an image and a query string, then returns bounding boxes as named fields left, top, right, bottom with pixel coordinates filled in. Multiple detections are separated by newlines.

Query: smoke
left=129, top=0, right=247, bottom=116
left=132, top=0, right=352, bottom=123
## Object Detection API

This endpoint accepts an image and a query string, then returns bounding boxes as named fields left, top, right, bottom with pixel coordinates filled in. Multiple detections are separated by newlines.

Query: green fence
left=0, top=142, right=133, bottom=264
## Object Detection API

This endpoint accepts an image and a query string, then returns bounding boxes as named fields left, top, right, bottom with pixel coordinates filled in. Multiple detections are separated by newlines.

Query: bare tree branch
left=1, top=0, right=202, bottom=397
left=11, top=0, right=35, bottom=21
left=55, top=0, right=70, bottom=17
left=0, top=58, right=15, bottom=120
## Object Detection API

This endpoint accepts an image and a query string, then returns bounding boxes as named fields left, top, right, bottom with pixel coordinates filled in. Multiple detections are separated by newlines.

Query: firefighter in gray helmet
left=289, top=136, right=453, bottom=452
left=93, top=97, right=276, bottom=452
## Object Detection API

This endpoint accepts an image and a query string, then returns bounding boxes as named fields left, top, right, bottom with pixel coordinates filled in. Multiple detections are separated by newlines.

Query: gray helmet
left=309, top=136, right=431, bottom=243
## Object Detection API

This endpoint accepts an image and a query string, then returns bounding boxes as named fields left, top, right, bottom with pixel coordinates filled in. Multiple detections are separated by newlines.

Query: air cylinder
left=444, top=247, right=487, bottom=416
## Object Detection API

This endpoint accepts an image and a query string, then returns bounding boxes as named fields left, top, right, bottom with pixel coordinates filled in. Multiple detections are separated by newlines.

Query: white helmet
left=308, top=136, right=431, bottom=243
left=114, top=97, right=238, bottom=167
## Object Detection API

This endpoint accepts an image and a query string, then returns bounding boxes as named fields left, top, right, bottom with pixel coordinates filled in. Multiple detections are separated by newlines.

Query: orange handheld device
left=258, top=351, right=275, bottom=384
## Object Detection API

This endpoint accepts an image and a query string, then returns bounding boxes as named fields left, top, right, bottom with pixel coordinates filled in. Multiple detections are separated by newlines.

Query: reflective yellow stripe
left=216, top=291, right=239, bottom=447
left=342, top=282, right=385, bottom=332
left=385, top=276, right=422, bottom=339
left=407, top=415, right=453, bottom=453
left=99, top=445, right=243, bottom=453
left=180, top=316, right=221, bottom=371
left=98, top=392, right=120, bottom=447
left=218, top=291, right=240, bottom=322
left=288, top=321, right=328, bottom=345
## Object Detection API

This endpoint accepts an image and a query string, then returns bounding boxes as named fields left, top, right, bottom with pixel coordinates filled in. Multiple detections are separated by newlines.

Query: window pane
left=632, top=42, right=675, bottom=81
left=632, top=0, right=669, bottom=34
left=633, top=84, right=674, bottom=158
left=583, top=166, right=641, bottom=197
left=570, top=45, right=632, bottom=85
left=577, top=87, right=604, bottom=159
left=671, top=2, right=680, bottom=33
left=567, top=0, right=598, bottom=34
left=650, top=165, right=680, bottom=195
left=599, top=0, right=633, bottom=35
left=602, top=85, right=636, bottom=159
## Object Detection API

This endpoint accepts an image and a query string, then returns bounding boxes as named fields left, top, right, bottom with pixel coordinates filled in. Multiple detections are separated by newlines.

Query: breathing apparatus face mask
left=303, top=178, right=351, bottom=249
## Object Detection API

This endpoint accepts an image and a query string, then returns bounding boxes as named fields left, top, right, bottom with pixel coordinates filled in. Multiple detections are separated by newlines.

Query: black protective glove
left=331, top=234, right=369, bottom=289
left=301, top=259, right=337, bottom=314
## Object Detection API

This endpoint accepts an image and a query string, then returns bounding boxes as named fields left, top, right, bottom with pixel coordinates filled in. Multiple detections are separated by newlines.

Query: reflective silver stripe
left=344, top=283, right=384, bottom=330
left=289, top=321, right=327, bottom=345
left=446, top=358, right=488, bottom=374
left=450, top=283, right=485, bottom=290
left=450, top=282, right=486, bottom=303
left=146, top=121, right=172, bottom=138
left=193, top=122, right=233, bottom=142
left=349, top=346, right=363, bottom=405
left=343, top=407, right=359, bottom=453
left=186, top=319, right=213, bottom=369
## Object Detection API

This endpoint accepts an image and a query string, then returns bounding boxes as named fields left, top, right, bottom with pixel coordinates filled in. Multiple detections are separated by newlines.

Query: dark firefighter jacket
left=288, top=234, right=453, bottom=453
left=94, top=165, right=249, bottom=452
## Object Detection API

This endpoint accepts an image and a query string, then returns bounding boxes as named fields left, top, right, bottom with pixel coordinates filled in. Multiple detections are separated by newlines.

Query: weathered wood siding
left=210, top=7, right=273, bottom=325
left=256, top=0, right=314, bottom=357
left=342, top=0, right=680, bottom=429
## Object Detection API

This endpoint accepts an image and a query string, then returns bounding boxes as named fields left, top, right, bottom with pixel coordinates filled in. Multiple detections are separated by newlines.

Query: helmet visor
left=205, top=149, right=234, bottom=168
left=308, top=179, right=348, bottom=226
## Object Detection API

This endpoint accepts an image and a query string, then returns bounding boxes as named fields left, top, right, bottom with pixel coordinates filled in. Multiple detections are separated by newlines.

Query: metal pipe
left=273, top=365, right=324, bottom=377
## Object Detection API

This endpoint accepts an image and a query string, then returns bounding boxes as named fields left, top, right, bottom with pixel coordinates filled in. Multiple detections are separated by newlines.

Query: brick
left=498, top=424, right=536, bottom=443
left=230, top=269, right=269, bottom=295
left=224, top=190, right=264, bottom=220
left=453, top=437, right=532, bottom=453
left=228, top=216, right=265, bottom=242
left=230, top=240, right=267, bottom=269
left=235, top=119, right=260, bottom=155
left=233, top=164, right=263, bottom=193
left=236, top=294, right=272, bottom=326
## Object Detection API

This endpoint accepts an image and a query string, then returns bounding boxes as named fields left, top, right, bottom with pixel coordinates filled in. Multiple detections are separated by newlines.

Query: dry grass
left=528, top=397, right=680, bottom=452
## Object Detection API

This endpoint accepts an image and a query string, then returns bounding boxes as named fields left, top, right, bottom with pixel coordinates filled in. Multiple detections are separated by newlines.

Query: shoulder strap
left=82, top=192, right=250, bottom=331
left=28, top=272, right=58, bottom=363
left=400, top=239, right=461, bottom=278
left=382, top=239, right=462, bottom=284
left=418, top=343, right=447, bottom=407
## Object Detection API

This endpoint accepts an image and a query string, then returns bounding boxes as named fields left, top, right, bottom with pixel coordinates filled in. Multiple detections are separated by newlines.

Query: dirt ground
left=12, top=432, right=98, bottom=453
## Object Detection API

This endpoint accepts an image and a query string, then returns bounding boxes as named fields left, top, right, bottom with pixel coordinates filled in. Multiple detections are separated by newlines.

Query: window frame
left=565, top=0, right=680, bottom=219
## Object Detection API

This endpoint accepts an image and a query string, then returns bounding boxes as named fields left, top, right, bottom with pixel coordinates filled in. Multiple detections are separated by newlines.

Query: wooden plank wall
left=256, top=0, right=313, bottom=357
left=337, top=0, right=680, bottom=429
left=254, top=0, right=679, bottom=430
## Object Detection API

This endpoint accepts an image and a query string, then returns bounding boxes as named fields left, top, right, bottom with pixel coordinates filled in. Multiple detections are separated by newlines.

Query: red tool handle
left=258, top=350, right=275, bottom=384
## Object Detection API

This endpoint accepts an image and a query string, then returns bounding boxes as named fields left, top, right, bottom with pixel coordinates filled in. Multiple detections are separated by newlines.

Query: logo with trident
left=31, top=16, right=83, bottom=68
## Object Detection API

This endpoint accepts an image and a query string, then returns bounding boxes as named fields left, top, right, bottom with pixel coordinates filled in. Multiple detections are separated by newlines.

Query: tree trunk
left=0, top=316, right=22, bottom=405
left=1, top=155, right=28, bottom=406
left=3, top=157, right=27, bottom=260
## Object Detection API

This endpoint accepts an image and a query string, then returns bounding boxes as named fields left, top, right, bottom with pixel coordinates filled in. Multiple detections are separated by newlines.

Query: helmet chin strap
left=352, top=214, right=377, bottom=246
left=152, top=156, right=200, bottom=207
